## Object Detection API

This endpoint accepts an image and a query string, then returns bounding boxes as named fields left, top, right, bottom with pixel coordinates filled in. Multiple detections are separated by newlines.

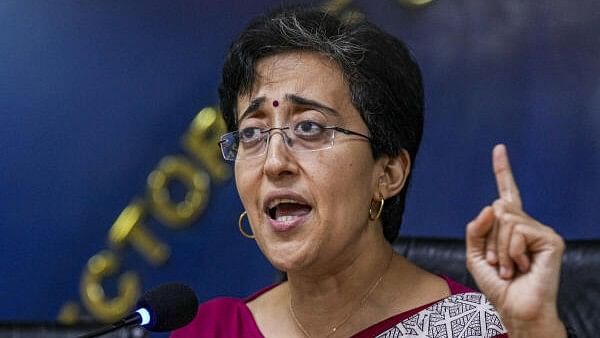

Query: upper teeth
left=268, top=198, right=301, bottom=209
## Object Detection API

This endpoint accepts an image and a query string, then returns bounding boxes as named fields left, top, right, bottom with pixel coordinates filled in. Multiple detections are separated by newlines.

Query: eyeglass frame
left=218, top=125, right=372, bottom=162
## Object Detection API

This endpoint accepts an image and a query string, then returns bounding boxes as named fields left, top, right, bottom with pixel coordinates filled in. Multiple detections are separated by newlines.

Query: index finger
left=492, top=144, right=522, bottom=207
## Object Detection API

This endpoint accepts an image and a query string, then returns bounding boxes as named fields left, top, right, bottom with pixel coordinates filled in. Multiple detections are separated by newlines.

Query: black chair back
left=394, top=237, right=600, bottom=337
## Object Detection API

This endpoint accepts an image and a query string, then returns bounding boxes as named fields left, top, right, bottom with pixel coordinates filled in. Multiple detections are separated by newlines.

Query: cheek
left=313, top=148, right=373, bottom=182
left=234, top=166, right=256, bottom=208
left=309, top=155, right=374, bottom=215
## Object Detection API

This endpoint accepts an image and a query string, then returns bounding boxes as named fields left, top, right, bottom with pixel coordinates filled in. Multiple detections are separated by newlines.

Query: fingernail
left=486, top=251, right=497, bottom=264
left=500, top=266, right=512, bottom=278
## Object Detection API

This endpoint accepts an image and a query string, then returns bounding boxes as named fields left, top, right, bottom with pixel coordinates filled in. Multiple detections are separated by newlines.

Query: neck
left=286, top=241, right=395, bottom=337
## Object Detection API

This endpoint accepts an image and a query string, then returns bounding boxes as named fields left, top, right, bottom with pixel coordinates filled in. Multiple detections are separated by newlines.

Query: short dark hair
left=218, top=7, right=424, bottom=243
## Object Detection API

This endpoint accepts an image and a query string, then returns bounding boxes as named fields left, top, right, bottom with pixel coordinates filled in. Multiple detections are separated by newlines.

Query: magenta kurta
left=171, top=276, right=508, bottom=338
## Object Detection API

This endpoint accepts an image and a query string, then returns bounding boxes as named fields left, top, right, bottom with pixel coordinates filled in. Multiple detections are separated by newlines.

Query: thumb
left=466, top=206, right=495, bottom=259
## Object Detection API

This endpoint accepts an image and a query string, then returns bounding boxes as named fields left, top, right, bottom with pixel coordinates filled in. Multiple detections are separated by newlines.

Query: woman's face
left=235, top=52, right=385, bottom=273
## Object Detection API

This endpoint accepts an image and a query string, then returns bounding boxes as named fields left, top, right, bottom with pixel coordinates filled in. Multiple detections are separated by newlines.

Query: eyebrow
left=237, top=94, right=340, bottom=124
left=238, top=96, right=267, bottom=123
left=285, top=94, right=340, bottom=117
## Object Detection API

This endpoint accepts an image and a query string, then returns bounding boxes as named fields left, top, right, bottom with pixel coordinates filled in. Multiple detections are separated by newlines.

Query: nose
left=262, top=130, right=297, bottom=177
left=266, top=129, right=291, bottom=151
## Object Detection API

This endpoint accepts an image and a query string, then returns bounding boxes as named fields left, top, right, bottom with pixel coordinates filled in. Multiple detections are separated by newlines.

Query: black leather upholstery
left=0, top=321, right=145, bottom=338
left=394, top=237, right=600, bottom=338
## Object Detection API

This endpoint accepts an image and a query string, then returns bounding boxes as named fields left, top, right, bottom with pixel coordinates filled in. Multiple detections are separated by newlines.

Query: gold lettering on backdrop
left=80, top=250, right=140, bottom=322
left=108, top=200, right=170, bottom=265
left=147, top=156, right=210, bottom=228
left=396, top=0, right=434, bottom=7
left=322, top=0, right=434, bottom=21
left=58, top=106, right=231, bottom=323
left=321, top=0, right=364, bottom=22
left=57, top=301, right=79, bottom=324
left=182, top=107, right=230, bottom=182
left=321, top=0, right=352, bottom=13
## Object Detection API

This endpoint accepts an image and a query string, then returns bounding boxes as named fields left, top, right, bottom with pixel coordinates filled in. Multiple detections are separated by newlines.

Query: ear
left=374, top=149, right=411, bottom=199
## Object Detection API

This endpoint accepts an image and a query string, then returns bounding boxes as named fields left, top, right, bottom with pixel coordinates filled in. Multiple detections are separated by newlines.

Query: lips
left=264, top=193, right=312, bottom=232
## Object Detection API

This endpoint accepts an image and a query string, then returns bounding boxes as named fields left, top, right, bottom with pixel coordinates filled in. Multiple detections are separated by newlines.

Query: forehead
left=236, top=51, right=353, bottom=119
left=255, top=51, right=343, bottom=83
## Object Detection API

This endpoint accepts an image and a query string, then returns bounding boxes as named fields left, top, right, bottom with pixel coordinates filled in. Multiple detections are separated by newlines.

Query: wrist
left=498, top=300, right=567, bottom=338
left=503, top=317, right=567, bottom=338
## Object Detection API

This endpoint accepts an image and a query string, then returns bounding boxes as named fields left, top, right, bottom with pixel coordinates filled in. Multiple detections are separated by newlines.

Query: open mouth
left=266, top=199, right=312, bottom=222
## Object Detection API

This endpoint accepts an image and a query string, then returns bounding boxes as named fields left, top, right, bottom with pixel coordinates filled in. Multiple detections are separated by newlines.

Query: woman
left=172, top=7, right=569, bottom=338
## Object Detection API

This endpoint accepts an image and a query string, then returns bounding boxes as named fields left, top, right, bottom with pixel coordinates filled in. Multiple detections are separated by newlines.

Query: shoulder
left=198, top=297, right=246, bottom=317
left=439, top=274, right=477, bottom=294
left=169, top=284, right=281, bottom=338
left=371, top=291, right=508, bottom=338
left=424, top=292, right=508, bottom=338
left=440, top=277, right=508, bottom=336
left=170, top=297, right=262, bottom=338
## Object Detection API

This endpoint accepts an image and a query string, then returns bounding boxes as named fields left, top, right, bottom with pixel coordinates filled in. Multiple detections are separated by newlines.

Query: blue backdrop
left=1, top=0, right=598, bottom=329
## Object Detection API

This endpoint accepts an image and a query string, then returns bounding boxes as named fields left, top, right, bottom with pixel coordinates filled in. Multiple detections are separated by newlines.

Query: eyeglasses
left=218, top=121, right=371, bottom=162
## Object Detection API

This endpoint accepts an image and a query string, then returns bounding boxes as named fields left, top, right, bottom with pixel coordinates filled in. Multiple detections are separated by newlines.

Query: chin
left=261, top=240, right=314, bottom=273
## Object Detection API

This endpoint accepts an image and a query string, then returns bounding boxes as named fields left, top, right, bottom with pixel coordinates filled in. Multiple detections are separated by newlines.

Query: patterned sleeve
left=375, top=292, right=507, bottom=338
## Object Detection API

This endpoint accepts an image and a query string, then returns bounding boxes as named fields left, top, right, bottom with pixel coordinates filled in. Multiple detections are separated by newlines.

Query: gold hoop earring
left=368, top=194, right=385, bottom=221
left=238, top=211, right=255, bottom=239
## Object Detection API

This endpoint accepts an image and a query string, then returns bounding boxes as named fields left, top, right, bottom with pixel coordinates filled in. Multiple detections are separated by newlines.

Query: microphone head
left=136, top=282, right=198, bottom=332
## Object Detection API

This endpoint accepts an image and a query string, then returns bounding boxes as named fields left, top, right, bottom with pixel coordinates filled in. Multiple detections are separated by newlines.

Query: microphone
left=77, top=282, right=198, bottom=338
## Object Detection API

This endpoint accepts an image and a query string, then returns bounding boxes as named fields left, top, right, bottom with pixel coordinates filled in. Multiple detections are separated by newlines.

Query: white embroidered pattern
left=375, top=292, right=506, bottom=338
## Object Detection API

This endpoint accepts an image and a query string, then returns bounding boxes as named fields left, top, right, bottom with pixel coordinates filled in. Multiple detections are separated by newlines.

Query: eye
left=294, top=121, right=325, bottom=138
left=238, top=127, right=263, bottom=143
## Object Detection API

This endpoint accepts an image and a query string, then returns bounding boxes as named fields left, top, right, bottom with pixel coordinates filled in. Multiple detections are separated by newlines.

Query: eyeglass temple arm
left=330, top=127, right=372, bottom=142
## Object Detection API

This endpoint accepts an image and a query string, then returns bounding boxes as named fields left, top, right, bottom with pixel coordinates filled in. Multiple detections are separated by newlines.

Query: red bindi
left=272, top=100, right=279, bottom=107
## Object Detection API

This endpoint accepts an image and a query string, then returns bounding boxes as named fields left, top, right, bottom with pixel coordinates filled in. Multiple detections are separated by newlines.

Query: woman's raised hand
left=466, top=144, right=567, bottom=337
